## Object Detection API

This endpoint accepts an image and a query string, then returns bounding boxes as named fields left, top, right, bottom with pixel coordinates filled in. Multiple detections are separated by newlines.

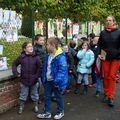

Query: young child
left=74, top=42, right=94, bottom=94
left=94, top=57, right=102, bottom=97
left=91, top=37, right=102, bottom=96
left=37, top=37, right=68, bottom=120
left=63, top=44, right=74, bottom=92
left=34, top=34, right=46, bottom=101
left=12, top=42, right=42, bottom=114
left=34, top=34, right=46, bottom=65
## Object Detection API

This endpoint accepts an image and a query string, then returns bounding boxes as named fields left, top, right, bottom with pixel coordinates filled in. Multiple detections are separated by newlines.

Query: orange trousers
left=102, top=60, right=120, bottom=99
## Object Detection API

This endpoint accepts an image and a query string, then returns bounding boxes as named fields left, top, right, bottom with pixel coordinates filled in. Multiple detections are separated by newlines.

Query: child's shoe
left=51, top=96, right=57, bottom=102
left=18, top=100, right=25, bottom=114
left=95, top=91, right=100, bottom=97
left=82, top=85, right=88, bottom=95
left=37, top=112, right=51, bottom=119
left=74, top=88, right=80, bottom=94
left=54, top=112, right=64, bottom=120
left=18, top=106, right=24, bottom=114
left=33, top=101, right=39, bottom=113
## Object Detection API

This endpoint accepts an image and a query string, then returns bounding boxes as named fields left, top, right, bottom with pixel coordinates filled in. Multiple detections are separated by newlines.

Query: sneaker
left=18, top=106, right=24, bottom=114
left=18, top=100, right=25, bottom=114
left=51, top=96, right=57, bottom=102
left=34, top=105, right=39, bottom=113
left=37, top=112, right=51, bottom=119
left=108, top=98, right=114, bottom=107
left=95, top=91, right=100, bottom=97
left=82, top=85, right=88, bottom=95
left=54, top=112, right=64, bottom=120
left=33, top=102, right=39, bottom=113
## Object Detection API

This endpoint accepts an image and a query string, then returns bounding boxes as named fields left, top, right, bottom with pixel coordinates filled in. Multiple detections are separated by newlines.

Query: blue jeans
left=94, top=73, right=101, bottom=92
left=77, top=73, right=89, bottom=85
left=44, top=81, right=64, bottom=113
left=19, top=82, right=39, bottom=102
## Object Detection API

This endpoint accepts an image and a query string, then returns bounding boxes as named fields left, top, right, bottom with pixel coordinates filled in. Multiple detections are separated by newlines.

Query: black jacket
left=34, top=44, right=46, bottom=64
left=65, top=52, right=74, bottom=71
left=98, top=28, right=120, bottom=60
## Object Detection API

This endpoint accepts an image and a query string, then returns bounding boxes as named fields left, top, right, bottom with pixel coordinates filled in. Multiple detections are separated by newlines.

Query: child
left=95, top=57, right=102, bottom=97
left=37, top=37, right=68, bottom=119
left=34, top=34, right=46, bottom=65
left=91, top=37, right=102, bottom=96
left=34, top=34, right=46, bottom=101
left=74, top=42, right=94, bottom=94
left=63, top=44, right=74, bottom=92
left=12, top=42, right=42, bottom=114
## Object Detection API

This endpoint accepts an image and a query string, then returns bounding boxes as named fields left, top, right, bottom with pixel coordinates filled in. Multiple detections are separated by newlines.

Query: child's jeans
left=44, top=81, right=64, bottom=113
left=77, top=73, right=89, bottom=85
left=19, top=82, right=39, bottom=102
left=94, top=73, right=101, bottom=92
left=66, top=73, right=73, bottom=89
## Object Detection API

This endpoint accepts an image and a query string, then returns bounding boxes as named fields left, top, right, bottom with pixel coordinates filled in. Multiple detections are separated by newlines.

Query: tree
left=0, top=0, right=120, bottom=36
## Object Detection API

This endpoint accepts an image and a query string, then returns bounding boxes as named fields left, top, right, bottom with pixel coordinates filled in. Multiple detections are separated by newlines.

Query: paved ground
left=1, top=82, right=120, bottom=120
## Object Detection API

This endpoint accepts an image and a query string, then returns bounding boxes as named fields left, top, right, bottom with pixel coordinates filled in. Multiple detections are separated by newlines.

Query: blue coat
left=42, top=48, right=68, bottom=90
left=77, top=49, right=94, bottom=74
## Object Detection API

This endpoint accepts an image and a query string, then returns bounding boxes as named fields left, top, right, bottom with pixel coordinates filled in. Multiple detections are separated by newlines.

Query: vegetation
left=0, top=0, right=120, bottom=22
left=0, top=0, right=120, bottom=67
left=0, top=0, right=120, bottom=37
left=0, top=38, right=31, bottom=67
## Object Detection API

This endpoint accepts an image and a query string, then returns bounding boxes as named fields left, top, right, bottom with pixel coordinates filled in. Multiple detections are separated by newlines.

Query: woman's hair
left=106, top=15, right=117, bottom=25
left=47, top=37, right=58, bottom=49
left=22, top=42, right=32, bottom=53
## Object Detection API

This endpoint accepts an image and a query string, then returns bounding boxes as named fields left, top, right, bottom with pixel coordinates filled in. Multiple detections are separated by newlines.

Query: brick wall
left=0, top=78, right=20, bottom=113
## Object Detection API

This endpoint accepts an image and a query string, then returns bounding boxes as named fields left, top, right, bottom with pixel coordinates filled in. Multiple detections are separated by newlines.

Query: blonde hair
left=47, top=37, right=58, bottom=49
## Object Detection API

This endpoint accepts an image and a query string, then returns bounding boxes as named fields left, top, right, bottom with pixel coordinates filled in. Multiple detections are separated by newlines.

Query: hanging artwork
left=67, top=19, right=72, bottom=39
left=34, top=21, right=44, bottom=35
left=6, top=29, right=18, bottom=42
left=73, top=23, right=79, bottom=35
left=0, top=9, right=18, bottom=42
left=57, top=19, right=63, bottom=38
left=3, top=10, right=10, bottom=23
left=0, top=57, right=8, bottom=71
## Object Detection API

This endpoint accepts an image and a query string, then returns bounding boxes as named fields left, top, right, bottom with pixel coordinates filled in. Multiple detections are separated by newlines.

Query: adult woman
left=98, top=15, right=120, bottom=107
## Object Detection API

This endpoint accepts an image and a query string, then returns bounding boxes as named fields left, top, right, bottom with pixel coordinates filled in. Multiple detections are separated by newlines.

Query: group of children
left=12, top=33, right=102, bottom=119
left=64, top=33, right=102, bottom=97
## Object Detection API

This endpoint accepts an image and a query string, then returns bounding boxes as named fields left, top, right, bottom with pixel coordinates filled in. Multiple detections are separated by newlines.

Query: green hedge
left=0, top=38, right=31, bottom=67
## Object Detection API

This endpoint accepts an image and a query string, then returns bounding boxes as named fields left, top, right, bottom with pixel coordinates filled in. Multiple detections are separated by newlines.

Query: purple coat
left=12, top=52, right=42, bottom=86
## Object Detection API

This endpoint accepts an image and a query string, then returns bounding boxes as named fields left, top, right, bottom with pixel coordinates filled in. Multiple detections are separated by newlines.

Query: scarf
left=105, top=25, right=117, bottom=32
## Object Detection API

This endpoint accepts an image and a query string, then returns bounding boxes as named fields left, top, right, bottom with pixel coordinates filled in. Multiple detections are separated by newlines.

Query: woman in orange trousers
left=98, top=15, right=120, bottom=107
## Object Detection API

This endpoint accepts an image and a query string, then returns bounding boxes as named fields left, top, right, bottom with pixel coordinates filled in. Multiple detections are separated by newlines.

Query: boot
left=33, top=101, right=39, bottom=113
left=74, top=84, right=81, bottom=94
left=18, top=100, right=25, bottom=114
left=82, top=85, right=88, bottom=95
